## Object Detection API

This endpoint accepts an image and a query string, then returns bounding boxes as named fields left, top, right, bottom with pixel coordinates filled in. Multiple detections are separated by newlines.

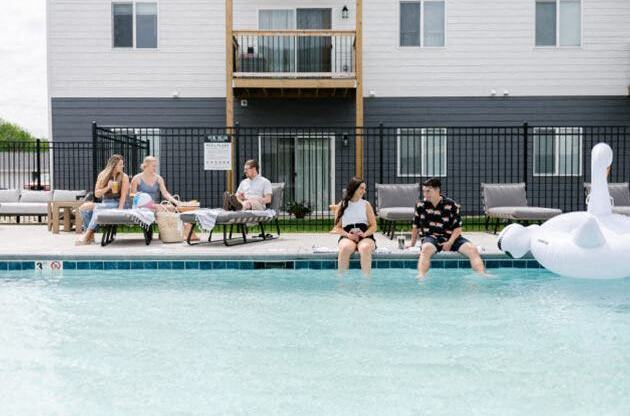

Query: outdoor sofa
left=374, top=183, right=420, bottom=239
left=584, top=182, right=630, bottom=216
left=481, top=183, right=562, bottom=234
left=180, top=183, right=285, bottom=246
left=0, top=189, right=86, bottom=222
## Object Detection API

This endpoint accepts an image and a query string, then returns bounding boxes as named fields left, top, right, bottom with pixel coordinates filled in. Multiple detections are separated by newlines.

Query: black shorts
left=338, top=223, right=376, bottom=248
left=422, top=236, right=470, bottom=253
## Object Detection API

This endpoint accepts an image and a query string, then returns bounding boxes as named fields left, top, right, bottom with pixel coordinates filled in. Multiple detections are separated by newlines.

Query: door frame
left=257, top=132, right=336, bottom=210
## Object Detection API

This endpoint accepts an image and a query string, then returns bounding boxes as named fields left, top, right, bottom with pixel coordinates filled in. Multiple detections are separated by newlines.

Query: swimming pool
left=1, top=268, right=628, bottom=415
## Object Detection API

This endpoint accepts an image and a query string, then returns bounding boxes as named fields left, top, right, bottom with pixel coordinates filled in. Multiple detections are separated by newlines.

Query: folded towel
left=192, top=208, right=223, bottom=232
left=93, top=208, right=155, bottom=229
left=374, top=247, right=391, bottom=254
left=312, top=246, right=338, bottom=254
left=192, top=208, right=277, bottom=232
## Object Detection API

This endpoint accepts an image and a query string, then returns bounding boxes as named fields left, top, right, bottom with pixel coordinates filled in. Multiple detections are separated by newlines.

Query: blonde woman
left=76, top=154, right=130, bottom=245
left=130, top=156, right=198, bottom=241
left=130, top=156, right=178, bottom=208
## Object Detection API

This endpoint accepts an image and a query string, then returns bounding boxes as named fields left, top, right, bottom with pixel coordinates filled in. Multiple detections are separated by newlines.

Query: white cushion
left=53, top=190, right=86, bottom=201
left=0, top=189, right=20, bottom=203
left=19, top=190, right=52, bottom=203
left=0, top=202, right=49, bottom=215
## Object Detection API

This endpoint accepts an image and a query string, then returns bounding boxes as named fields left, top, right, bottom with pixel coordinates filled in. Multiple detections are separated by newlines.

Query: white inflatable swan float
left=498, top=143, right=630, bottom=279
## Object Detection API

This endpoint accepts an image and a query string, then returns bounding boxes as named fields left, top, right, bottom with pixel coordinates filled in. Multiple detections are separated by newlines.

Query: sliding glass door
left=258, top=9, right=295, bottom=72
left=259, top=134, right=335, bottom=211
left=258, top=8, right=332, bottom=73
left=297, top=8, right=332, bottom=73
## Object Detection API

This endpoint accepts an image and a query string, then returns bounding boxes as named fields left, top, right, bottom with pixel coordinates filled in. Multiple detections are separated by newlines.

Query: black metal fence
left=2, top=124, right=629, bottom=232
left=92, top=123, right=150, bottom=184
left=89, top=123, right=630, bottom=232
left=0, top=140, right=92, bottom=192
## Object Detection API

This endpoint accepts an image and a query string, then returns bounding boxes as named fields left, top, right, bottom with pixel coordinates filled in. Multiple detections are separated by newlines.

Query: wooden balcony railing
left=232, top=30, right=356, bottom=79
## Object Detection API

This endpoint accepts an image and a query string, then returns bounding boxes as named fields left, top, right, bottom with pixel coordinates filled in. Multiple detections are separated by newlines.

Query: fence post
left=522, top=122, right=528, bottom=186
left=35, top=139, right=42, bottom=190
left=378, top=123, right=384, bottom=184
left=233, top=121, right=240, bottom=189
left=92, top=121, right=98, bottom=186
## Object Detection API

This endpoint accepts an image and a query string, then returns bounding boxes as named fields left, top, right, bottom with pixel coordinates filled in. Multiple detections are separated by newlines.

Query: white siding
left=364, top=0, right=630, bottom=96
left=49, top=0, right=630, bottom=99
left=48, top=0, right=226, bottom=98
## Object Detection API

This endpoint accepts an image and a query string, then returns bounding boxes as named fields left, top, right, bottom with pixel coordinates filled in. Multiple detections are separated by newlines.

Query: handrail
left=233, top=29, right=356, bottom=37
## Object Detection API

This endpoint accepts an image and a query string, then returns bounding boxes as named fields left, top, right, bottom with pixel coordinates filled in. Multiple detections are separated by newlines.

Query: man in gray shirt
left=224, top=159, right=272, bottom=211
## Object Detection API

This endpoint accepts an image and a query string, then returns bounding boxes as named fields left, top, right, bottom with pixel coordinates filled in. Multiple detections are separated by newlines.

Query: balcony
left=231, top=30, right=357, bottom=96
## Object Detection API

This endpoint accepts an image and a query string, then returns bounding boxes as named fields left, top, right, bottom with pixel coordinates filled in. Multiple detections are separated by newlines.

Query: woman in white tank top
left=332, top=177, right=377, bottom=275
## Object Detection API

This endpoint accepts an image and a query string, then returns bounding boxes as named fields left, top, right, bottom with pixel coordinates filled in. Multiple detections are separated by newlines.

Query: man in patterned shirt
left=408, top=178, right=486, bottom=277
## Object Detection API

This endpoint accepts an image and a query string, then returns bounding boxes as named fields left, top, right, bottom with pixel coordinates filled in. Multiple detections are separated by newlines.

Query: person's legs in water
left=337, top=238, right=357, bottom=273
left=458, top=241, right=487, bottom=275
left=357, top=238, right=376, bottom=276
left=418, top=240, right=438, bottom=278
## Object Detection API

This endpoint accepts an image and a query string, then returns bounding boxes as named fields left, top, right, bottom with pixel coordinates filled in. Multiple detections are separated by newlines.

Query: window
left=113, top=3, right=133, bottom=47
left=533, top=127, right=583, bottom=176
left=133, top=128, right=160, bottom=173
left=397, top=128, right=447, bottom=177
left=536, top=0, right=581, bottom=47
left=400, top=2, right=420, bottom=46
left=136, top=3, right=158, bottom=48
left=112, top=2, right=158, bottom=48
left=399, top=1, right=445, bottom=47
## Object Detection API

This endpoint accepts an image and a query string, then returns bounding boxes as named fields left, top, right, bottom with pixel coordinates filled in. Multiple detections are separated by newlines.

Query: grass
left=99, top=215, right=499, bottom=234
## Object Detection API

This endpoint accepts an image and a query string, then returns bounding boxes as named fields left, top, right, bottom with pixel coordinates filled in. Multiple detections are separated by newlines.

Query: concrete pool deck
left=0, top=225, right=506, bottom=260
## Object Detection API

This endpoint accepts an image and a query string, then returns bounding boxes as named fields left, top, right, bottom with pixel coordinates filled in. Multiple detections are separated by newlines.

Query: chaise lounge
left=92, top=209, right=156, bottom=246
left=179, top=183, right=285, bottom=246
left=584, top=182, right=630, bottom=216
left=375, top=183, right=420, bottom=239
left=481, top=183, right=562, bottom=234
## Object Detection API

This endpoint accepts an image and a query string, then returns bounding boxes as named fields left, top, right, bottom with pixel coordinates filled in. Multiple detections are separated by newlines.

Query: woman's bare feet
left=75, top=236, right=95, bottom=246
left=75, top=230, right=95, bottom=246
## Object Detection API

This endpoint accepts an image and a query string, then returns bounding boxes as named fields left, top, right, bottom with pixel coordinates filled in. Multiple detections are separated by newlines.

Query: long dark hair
left=335, top=177, right=365, bottom=224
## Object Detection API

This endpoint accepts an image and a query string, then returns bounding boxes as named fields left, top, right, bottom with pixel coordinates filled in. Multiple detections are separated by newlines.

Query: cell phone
left=350, top=228, right=361, bottom=234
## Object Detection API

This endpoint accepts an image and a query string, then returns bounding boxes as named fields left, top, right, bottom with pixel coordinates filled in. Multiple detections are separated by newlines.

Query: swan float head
left=587, top=143, right=613, bottom=216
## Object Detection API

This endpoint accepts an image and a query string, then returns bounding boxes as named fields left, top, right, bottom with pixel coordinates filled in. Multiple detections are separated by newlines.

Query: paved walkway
left=0, top=225, right=503, bottom=260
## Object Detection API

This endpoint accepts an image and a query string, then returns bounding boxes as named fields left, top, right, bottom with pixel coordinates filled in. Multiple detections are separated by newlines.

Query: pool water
left=1, top=268, right=629, bottom=415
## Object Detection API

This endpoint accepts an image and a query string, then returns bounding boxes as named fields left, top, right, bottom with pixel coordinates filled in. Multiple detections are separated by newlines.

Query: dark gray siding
left=364, top=96, right=630, bottom=126
left=51, top=97, right=227, bottom=142
left=49, top=95, right=630, bottom=219
left=234, top=98, right=355, bottom=126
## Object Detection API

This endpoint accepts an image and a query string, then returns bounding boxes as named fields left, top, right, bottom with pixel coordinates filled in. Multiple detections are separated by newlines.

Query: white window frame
left=112, top=1, right=159, bottom=50
left=396, top=128, right=448, bottom=178
left=398, top=0, right=446, bottom=48
left=533, top=127, right=583, bottom=177
left=534, top=0, right=582, bottom=48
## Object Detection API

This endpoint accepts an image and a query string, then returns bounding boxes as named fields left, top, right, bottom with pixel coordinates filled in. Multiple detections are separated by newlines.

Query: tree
left=0, top=118, right=48, bottom=151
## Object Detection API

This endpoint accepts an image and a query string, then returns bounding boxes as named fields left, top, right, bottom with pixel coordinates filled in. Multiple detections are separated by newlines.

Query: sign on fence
left=204, top=135, right=232, bottom=171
